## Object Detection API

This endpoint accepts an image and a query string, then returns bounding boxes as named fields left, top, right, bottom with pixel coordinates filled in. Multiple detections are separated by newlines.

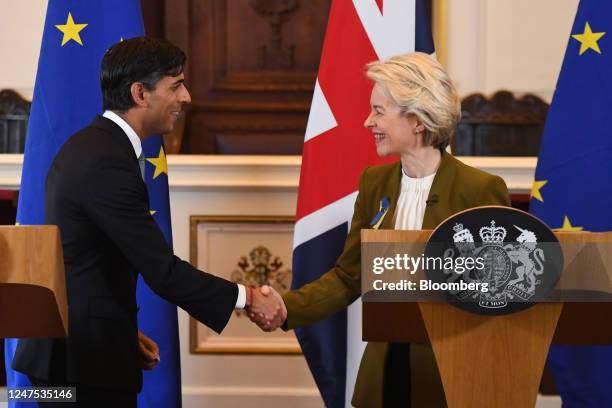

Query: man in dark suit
left=12, top=37, right=284, bottom=407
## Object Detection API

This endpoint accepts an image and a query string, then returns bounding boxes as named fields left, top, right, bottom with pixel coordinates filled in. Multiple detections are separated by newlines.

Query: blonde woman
left=255, top=53, right=510, bottom=407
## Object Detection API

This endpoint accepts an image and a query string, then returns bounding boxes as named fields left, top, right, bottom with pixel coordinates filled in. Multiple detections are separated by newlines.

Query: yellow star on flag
left=146, top=147, right=168, bottom=179
left=150, top=210, right=157, bottom=216
left=571, top=22, right=606, bottom=55
left=554, top=216, right=583, bottom=232
left=55, top=12, right=88, bottom=46
left=531, top=180, right=547, bottom=202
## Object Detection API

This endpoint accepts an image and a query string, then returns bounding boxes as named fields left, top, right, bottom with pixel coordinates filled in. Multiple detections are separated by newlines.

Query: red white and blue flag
left=291, top=1, right=434, bottom=406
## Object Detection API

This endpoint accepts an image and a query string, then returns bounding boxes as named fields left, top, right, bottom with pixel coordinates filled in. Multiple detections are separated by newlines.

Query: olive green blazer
left=283, top=152, right=511, bottom=407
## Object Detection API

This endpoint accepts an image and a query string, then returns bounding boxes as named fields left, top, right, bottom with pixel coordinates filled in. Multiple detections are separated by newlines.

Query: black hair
left=100, top=37, right=186, bottom=111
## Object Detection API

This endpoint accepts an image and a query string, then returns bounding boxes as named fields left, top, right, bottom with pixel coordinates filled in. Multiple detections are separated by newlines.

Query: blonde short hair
left=366, top=52, right=461, bottom=149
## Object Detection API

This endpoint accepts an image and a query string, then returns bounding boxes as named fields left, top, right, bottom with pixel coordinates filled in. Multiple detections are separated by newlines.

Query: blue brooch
left=370, top=196, right=390, bottom=229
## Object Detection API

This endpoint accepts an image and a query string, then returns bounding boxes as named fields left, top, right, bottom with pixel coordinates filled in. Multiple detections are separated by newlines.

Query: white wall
left=445, top=0, right=580, bottom=101
left=0, top=0, right=47, bottom=99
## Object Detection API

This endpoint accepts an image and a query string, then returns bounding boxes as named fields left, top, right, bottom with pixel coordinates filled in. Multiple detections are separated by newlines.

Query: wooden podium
left=362, top=230, right=612, bottom=408
left=0, top=226, right=67, bottom=338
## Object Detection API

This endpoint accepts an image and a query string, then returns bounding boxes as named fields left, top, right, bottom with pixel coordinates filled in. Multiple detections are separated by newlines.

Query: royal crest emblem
left=230, top=246, right=292, bottom=317
left=426, top=207, right=562, bottom=316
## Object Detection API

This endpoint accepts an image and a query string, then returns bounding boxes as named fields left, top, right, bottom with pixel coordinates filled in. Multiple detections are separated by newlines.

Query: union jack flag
left=291, top=1, right=434, bottom=406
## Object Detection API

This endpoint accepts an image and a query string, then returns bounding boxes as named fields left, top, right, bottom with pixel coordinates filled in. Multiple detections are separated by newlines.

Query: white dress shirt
left=393, top=169, right=436, bottom=230
left=102, top=111, right=247, bottom=309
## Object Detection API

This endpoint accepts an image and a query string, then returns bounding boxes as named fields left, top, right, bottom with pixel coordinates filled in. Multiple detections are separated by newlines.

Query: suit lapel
left=367, top=152, right=459, bottom=231
left=422, top=150, right=457, bottom=229
left=90, top=116, right=150, bottom=207
left=379, top=162, right=402, bottom=230
left=91, top=115, right=147, bottom=188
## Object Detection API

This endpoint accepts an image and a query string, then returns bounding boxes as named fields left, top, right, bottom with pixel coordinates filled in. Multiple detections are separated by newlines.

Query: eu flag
left=4, top=2, right=181, bottom=407
left=530, top=0, right=612, bottom=406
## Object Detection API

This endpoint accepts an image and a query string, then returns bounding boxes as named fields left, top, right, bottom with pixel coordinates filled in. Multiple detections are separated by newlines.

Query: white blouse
left=393, top=169, right=436, bottom=230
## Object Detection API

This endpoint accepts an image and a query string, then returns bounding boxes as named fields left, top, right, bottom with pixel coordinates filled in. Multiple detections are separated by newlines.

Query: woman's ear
left=130, top=82, right=148, bottom=108
left=410, top=114, right=426, bottom=134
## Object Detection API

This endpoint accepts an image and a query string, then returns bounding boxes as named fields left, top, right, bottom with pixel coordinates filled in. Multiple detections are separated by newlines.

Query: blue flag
left=4, top=2, right=181, bottom=407
left=530, top=0, right=612, bottom=406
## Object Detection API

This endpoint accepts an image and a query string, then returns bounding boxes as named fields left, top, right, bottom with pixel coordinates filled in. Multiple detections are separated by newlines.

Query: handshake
left=245, top=286, right=287, bottom=331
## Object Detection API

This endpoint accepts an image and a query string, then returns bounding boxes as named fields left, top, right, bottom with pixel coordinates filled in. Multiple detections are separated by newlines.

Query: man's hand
left=246, top=285, right=287, bottom=332
left=138, top=330, right=160, bottom=371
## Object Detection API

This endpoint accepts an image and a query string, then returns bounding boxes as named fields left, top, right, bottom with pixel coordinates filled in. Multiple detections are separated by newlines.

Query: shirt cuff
left=235, top=284, right=246, bottom=309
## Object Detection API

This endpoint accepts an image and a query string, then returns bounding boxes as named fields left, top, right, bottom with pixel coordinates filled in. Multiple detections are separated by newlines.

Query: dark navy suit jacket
left=13, top=116, right=238, bottom=391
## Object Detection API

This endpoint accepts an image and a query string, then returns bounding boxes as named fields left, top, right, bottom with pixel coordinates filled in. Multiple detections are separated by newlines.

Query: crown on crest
left=479, top=220, right=506, bottom=244
left=453, top=223, right=474, bottom=242
left=453, top=223, right=465, bottom=233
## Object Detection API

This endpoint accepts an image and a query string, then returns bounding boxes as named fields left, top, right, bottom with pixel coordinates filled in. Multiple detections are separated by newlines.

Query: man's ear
left=130, top=82, right=148, bottom=108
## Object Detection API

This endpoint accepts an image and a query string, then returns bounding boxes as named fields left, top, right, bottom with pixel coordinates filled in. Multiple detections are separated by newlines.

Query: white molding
left=182, top=385, right=320, bottom=397
left=166, top=155, right=301, bottom=190
left=0, top=154, right=535, bottom=193
left=536, top=395, right=562, bottom=408
left=181, top=386, right=322, bottom=408
left=0, top=154, right=25, bottom=190
left=458, top=156, right=536, bottom=193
